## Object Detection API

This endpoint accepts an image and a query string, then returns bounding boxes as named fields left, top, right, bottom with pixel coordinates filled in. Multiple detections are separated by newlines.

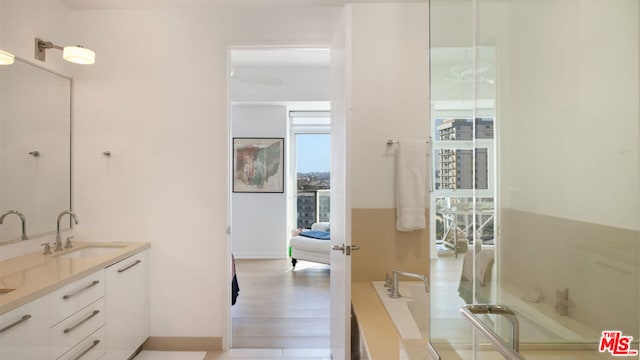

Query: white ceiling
left=231, top=48, right=330, bottom=68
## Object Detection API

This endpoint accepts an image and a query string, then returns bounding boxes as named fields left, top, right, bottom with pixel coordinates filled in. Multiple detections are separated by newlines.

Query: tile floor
left=135, top=348, right=331, bottom=360
left=205, top=348, right=332, bottom=359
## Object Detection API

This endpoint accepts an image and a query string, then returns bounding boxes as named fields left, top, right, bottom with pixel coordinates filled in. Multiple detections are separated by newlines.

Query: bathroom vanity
left=0, top=241, right=150, bottom=360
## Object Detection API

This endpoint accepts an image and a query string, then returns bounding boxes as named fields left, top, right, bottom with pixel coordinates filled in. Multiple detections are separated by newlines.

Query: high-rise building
left=296, top=190, right=331, bottom=228
left=297, top=191, right=317, bottom=229
left=317, top=190, right=330, bottom=222
left=437, top=118, right=493, bottom=190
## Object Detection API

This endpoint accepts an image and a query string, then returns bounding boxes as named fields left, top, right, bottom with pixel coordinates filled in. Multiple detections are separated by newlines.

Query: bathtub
left=372, top=281, right=430, bottom=339
left=372, top=281, right=605, bottom=360
left=373, top=281, right=590, bottom=344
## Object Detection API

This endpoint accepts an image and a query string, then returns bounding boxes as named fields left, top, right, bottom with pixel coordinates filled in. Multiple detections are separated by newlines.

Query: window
left=295, top=133, right=330, bottom=228
left=289, top=110, right=331, bottom=230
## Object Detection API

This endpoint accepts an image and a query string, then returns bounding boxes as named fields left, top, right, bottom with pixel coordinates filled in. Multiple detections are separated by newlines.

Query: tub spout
left=390, top=270, right=429, bottom=298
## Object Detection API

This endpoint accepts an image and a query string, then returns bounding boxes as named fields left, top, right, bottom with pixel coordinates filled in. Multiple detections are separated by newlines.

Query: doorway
left=228, top=47, right=332, bottom=351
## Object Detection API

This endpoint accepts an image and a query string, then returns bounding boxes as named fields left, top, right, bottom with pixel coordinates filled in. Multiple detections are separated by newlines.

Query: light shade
left=0, top=50, right=15, bottom=65
left=62, top=46, right=95, bottom=65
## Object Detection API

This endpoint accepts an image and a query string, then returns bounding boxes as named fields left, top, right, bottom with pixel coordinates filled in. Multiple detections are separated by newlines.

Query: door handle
left=331, top=244, right=360, bottom=255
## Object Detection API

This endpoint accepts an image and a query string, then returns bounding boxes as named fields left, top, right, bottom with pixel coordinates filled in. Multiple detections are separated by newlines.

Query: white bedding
left=290, top=235, right=331, bottom=253
left=290, top=222, right=331, bottom=266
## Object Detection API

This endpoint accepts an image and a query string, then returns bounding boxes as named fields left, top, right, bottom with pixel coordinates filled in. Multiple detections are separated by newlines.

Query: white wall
left=68, top=3, right=342, bottom=344
left=231, top=104, right=288, bottom=258
left=349, top=2, right=429, bottom=209
left=499, top=0, right=639, bottom=230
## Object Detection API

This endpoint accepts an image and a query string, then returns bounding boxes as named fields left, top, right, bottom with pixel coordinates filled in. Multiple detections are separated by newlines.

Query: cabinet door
left=0, top=295, right=49, bottom=360
left=105, top=250, right=150, bottom=360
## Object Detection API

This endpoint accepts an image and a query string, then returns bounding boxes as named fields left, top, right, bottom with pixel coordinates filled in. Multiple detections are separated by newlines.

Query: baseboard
left=143, top=336, right=223, bottom=351
left=233, top=252, right=287, bottom=259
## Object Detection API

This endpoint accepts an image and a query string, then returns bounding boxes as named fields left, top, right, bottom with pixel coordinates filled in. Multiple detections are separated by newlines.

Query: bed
left=290, top=222, right=331, bottom=268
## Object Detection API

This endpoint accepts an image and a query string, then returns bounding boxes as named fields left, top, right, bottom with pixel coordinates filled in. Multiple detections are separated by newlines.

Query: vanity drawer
left=50, top=270, right=105, bottom=325
left=50, top=298, right=105, bottom=360
left=57, top=326, right=105, bottom=360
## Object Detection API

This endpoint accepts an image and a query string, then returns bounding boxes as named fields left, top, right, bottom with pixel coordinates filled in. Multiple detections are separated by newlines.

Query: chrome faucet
left=55, top=210, right=79, bottom=252
left=389, top=270, right=430, bottom=298
left=0, top=210, right=28, bottom=240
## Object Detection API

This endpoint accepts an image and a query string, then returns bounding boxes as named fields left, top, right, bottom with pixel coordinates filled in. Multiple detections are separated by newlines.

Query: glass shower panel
left=429, top=0, right=478, bottom=357
left=486, top=0, right=638, bottom=357
left=430, top=0, right=639, bottom=359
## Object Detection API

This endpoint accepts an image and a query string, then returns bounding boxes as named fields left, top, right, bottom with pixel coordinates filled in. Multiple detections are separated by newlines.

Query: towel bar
left=386, top=139, right=431, bottom=145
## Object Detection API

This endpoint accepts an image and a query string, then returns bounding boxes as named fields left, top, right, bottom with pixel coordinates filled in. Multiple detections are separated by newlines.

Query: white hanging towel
left=396, top=139, right=426, bottom=232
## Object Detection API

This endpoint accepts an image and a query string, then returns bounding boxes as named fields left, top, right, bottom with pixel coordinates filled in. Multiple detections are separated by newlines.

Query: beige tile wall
left=351, top=208, right=430, bottom=282
left=500, top=208, right=639, bottom=336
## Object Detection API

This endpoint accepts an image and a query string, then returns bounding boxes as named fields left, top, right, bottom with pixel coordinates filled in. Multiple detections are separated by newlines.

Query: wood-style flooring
left=231, top=259, right=330, bottom=349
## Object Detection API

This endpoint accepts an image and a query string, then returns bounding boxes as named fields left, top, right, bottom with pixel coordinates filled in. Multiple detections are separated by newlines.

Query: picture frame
left=233, top=137, right=285, bottom=193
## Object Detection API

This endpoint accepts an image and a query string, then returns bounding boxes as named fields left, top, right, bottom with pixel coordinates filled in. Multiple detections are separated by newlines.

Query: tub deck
left=351, top=282, right=432, bottom=359
left=352, top=281, right=615, bottom=359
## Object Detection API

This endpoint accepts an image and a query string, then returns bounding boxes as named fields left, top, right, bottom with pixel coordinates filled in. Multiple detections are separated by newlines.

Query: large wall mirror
left=0, top=57, right=71, bottom=244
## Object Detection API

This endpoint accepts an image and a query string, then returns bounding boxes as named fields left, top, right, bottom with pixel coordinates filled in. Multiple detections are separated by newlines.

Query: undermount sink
left=52, top=244, right=126, bottom=259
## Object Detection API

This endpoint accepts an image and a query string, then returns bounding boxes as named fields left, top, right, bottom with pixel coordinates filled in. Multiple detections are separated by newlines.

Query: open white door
left=329, top=6, right=352, bottom=360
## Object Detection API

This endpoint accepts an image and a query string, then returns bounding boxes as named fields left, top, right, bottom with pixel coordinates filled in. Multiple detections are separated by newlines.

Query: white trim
left=287, top=110, right=331, bottom=237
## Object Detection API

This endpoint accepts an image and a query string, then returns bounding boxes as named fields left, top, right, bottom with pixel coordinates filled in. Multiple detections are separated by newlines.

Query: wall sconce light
left=35, top=38, right=95, bottom=65
left=0, top=50, right=15, bottom=65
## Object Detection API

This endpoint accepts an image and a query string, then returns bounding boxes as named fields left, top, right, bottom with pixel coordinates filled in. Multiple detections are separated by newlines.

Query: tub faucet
left=55, top=210, right=79, bottom=252
left=0, top=210, right=28, bottom=240
left=390, top=270, right=430, bottom=298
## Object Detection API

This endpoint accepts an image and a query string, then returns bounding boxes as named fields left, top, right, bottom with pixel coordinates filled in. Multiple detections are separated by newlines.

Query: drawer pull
left=0, top=314, right=31, bottom=334
left=118, top=259, right=142, bottom=273
left=63, top=310, right=100, bottom=334
left=72, top=339, right=100, bottom=360
left=62, top=280, right=100, bottom=300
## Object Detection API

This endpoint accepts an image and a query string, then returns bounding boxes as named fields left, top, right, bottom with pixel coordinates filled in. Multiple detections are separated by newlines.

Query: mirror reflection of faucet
left=55, top=210, right=79, bottom=252
left=0, top=210, right=28, bottom=240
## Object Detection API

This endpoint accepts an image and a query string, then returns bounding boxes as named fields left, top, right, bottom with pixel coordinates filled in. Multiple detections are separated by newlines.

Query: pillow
left=311, top=222, right=331, bottom=232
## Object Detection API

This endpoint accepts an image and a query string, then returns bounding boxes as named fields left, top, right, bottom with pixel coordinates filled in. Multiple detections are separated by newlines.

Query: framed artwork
left=233, top=137, right=284, bottom=193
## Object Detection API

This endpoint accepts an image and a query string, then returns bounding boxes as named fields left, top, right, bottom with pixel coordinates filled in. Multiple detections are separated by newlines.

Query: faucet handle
left=384, top=273, right=392, bottom=287
left=41, top=243, right=52, bottom=255
left=64, top=236, right=74, bottom=249
left=53, top=237, right=63, bottom=252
